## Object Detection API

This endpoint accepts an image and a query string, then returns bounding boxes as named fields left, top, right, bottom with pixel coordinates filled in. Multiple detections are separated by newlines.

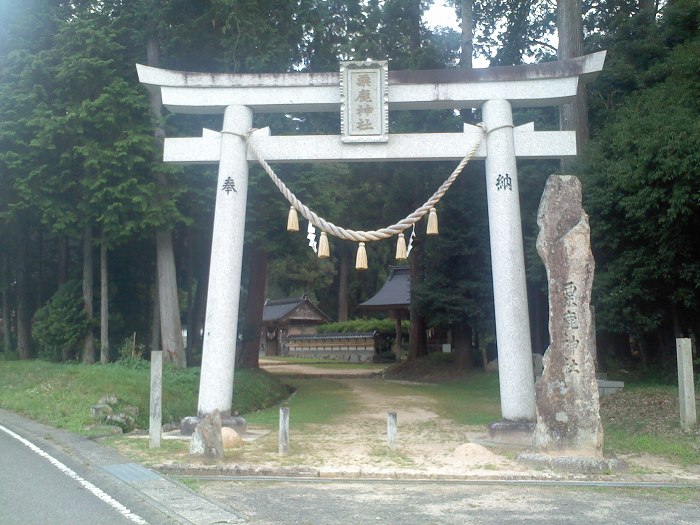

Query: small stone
left=190, top=410, right=224, bottom=461
left=89, top=404, right=113, bottom=419
left=99, top=394, right=119, bottom=406
left=221, top=427, right=244, bottom=449
left=106, top=413, right=136, bottom=432
left=485, top=359, right=498, bottom=373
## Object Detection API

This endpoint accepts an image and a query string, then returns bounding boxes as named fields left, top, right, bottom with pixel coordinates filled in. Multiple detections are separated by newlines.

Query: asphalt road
left=0, top=410, right=241, bottom=525
left=199, top=477, right=700, bottom=525
left=0, top=422, right=151, bottom=525
left=2, top=408, right=699, bottom=525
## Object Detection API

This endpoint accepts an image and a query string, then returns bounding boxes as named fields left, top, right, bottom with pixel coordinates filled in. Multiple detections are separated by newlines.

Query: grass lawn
left=0, top=360, right=290, bottom=435
left=1, top=357, right=698, bottom=467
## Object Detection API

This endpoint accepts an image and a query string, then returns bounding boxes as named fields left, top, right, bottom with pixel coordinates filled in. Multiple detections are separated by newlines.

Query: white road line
left=0, top=423, right=149, bottom=525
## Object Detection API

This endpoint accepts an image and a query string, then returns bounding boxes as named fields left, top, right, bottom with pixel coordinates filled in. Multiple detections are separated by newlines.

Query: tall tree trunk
left=408, top=240, right=427, bottom=361
left=337, top=248, right=350, bottom=322
left=184, top=230, right=194, bottom=366
left=460, top=0, right=473, bottom=69
left=238, top=244, right=267, bottom=369
left=16, top=237, right=31, bottom=360
left=59, top=234, right=71, bottom=361
left=2, top=251, right=12, bottom=355
left=36, top=229, right=44, bottom=310
left=100, top=233, right=109, bottom=364
left=148, top=37, right=186, bottom=367
left=557, top=0, right=588, bottom=158
left=453, top=321, right=474, bottom=370
left=156, top=230, right=186, bottom=367
left=406, top=0, right=422, bottom=60
left=191, top=256, right=210, bottom=358
left=58, top=234, right=69, bottom=285
left=82, top=225, right=95, bottom=364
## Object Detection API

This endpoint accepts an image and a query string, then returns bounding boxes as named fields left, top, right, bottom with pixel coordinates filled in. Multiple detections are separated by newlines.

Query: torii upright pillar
left=198, top=105, right=252, bottom=416
left=483, top=99, right=536, bottom=422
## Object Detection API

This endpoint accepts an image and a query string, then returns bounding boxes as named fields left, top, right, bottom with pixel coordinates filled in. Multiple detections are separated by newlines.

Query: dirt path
left=243, top=371, right=527, bottom=478
left=145, top=364, right=700, bottom=482
left=250, top=364, right=700, bottom=481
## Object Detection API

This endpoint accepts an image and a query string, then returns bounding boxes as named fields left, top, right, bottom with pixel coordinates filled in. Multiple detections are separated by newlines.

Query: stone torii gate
left=138, top=52, right=605, bottom=427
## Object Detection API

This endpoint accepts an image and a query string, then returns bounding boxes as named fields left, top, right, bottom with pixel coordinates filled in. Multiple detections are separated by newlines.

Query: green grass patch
left=245, top=377, right=356, bottom=429
left=415, top=373, right=502, bottom=425
left=377, top=370, right=501, bottom=425
left=0, top=360, right=290, bottom=435
left=604, top=429, right=700, bottom=465
left=600, top=384, right=700, bottom=466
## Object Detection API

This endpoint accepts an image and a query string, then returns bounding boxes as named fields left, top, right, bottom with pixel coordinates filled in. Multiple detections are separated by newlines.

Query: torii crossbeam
left=138, top=52, right=606, bottom=427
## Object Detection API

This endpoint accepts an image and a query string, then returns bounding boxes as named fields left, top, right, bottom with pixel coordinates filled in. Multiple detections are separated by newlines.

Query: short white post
left=676, top=338, right=697, bottom=431
left=149, top=350, right=163, bottom=449
left=482, top=99, right=536, bottom=421
left=279, top=407, right=290, bottom=455
left=387, top=412, right=397, bottom=451
left=198, top=105, right=253, bottom=417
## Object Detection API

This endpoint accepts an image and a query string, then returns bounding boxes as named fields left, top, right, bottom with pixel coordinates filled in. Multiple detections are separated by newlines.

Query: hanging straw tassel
left=287, top=206, right=299, bottom=232
left=426, top=207, right=439, bottom=235
left=355, top=242, right=368, bottom=270
left=318, top=231, right=330, bottom=259
left=395, top=233, right=407, bottom=261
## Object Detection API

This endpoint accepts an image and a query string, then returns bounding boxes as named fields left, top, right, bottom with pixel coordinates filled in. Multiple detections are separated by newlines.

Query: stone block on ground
left=181, top=414, right=246, bottom=436
left=221, top=427, right=244, bottom=449
left=190, top=410, right=224, bottom=461
left=89, top=403, right=113, bottom=419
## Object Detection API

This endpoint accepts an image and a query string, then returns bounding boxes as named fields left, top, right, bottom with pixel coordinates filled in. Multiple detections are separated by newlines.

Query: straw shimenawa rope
left=239, top=126, right=485, bottom=243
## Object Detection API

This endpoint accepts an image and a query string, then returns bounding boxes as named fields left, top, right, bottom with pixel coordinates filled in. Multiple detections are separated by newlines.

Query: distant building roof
left=358, top=266, right=411, bottom=311
left=262, top=296, right=331, bottom=323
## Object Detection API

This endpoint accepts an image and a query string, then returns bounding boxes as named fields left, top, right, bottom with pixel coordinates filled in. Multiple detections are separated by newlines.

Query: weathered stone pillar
left=198, top=105, right=253, bottom=417
left=532, top=175, right=601, bottom=455
left=518, top=175, right=625, bottom=472
left=482, top=99, right=536, bottom=422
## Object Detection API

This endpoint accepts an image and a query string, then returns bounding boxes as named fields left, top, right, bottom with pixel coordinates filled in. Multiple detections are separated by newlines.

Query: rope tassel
left=395, top=233, right=407, bottom=261
left=427, top=207, right=439, bottom=235
left=318, top=231, right=330, bottom=259
left=356, top=242, right=368, bottom=270
left=287, top=206, right=299, bottom=232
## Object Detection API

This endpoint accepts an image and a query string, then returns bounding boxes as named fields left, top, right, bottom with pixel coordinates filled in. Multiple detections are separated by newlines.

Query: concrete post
left=149, top=350, right=163, bottom=448
left=676, top=338, right=697, bottom=431
left=387, top=412, right=397, bottom=451
left=198, top=105, right=253, bottom=417
left=279, top=407, right=290, bottom=455
left=482, top=99, right=536, bottom=421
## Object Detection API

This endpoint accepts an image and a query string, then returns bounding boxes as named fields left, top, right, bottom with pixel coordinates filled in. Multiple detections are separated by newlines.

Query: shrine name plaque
left=340, top=60, right=389, bottom=143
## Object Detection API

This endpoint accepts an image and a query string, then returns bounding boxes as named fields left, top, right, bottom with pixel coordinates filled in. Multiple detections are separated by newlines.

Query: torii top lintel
left=137, top=51, right=606, bottom=115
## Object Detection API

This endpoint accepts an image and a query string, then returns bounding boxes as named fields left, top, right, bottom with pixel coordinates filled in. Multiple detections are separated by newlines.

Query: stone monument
left=517, top=175, right=625, bottom=473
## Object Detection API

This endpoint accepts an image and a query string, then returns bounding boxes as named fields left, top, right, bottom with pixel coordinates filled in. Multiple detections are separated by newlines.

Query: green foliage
left=317, top=318, right=409, bottom=334
left=31, top=281, right=89, bottom=360
left=0, top=360, right=290, bottom=432
left=580, top=32, right=700, bottom=338
left=113, top=336, right=149, bottom=370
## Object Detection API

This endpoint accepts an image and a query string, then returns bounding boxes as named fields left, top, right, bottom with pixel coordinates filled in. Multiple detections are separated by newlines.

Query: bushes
left=31, top=281, right=89, bottom=360
left=317, top=318, right=409, bottom=335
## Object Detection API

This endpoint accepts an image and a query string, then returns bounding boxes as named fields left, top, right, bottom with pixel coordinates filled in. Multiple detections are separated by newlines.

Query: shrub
left=32, top=281, right=89, bottom=360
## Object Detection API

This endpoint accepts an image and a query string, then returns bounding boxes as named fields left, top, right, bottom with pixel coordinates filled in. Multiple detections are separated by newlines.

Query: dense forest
left=0, top=0, right=698, bottom=376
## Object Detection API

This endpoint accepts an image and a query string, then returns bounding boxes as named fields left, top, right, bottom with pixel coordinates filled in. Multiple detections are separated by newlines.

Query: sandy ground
left=152, top=363, right=700, bottom=483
